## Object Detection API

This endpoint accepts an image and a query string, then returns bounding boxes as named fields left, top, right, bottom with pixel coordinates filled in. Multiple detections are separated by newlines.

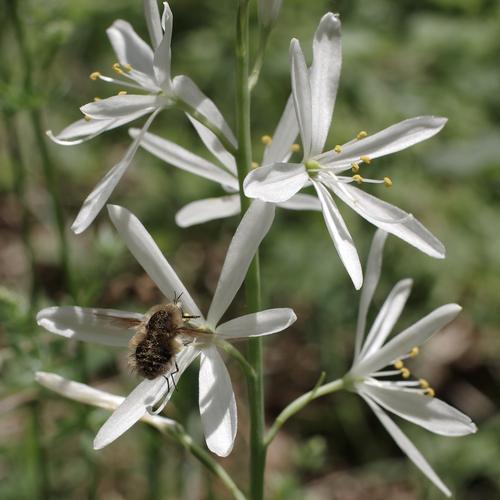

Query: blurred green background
left=1, top=0, right=499, bottom=498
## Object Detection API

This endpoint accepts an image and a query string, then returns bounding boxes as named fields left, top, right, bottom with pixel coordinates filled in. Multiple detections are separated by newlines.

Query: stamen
left=251, top=161, right=259, bottom=169
left=384, top=176, right=393, bottom=188
left=351, top=162, right=360, bottom=173
left=360, top=155, right=371, bottom=164
left=334, top=144, right=342, bottom=153
left=261, top=134, right=272, bottom=145
left=112, top=62, right=123, bottom=75
left=94, top=97, right=101, bottom=101
left=352, top=174, right=363, bottom=184
left=400, top=367, right=411, bottom=379
left=89, top=71, right=101, bottom=81
left=123, top=63, right=133, bottom=72
left=424, top=388, right=435, bottom=397
left=290, top=143, right=301, bottom=153
left=393, top=359, right=404, bottom=369
left=83, top=114, right=92, bottom=122
left=117, top=90, right=128, bottom=96
left=409, top=347, right=419, bottom=358
left=356, top=130, right=368, bottom=140
left=419, top=378, right=429, bottom=389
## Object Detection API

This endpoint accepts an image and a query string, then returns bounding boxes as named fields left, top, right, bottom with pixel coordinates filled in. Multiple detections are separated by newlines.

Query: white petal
left=94, top=346, right=199, bottom=449
left=361, top=383, right=477, bottom=436
left=172, top=75, right=237, bottom=148
left=313, top=181, right=362, bottom=290
left=129, top=128, right=238, bottom=188
left=358, top=279, right=413, bottom=362
left=47, top=114, right=149, bottom=146
left=262, top=95, right=299, bottom=165
left=207, top=200, right=275, bottom=327
left=354, top=230, right=388, bottom=359
left=277, top=193, right=321, bottom=211
left=243, top=163, right=308, bottom=203
left=216, top=308, right=297, bottom=339
left=318, top=116, right=448, bottom=167
left=326, top=180, right=445, bottom=259
left=309, top=13, right=341, bottom=156
left=175, top=195, right=241, bottom=228
left=106, top=20, right=155, bottom=79
left=107, top=204, right=203, bottom=319
left=351, top=304, right=462, bottom=377
left=199, top=347, right=237, bottom=457
left=71, top=109, right=160, bottom=234
left=153, top=2, right=173, bottom=91
left=81, top=95, right=162, bottom=120
left=290, top=39, right=312, bottom=159
left=36, top=306, right=140, bottom=346
left=35, top=371, right=176, bottom=432
left=144, top=0, right=162, bottom=49
left=186, top=115, right=237, bottom=174
left=361, top=393, right=452, bottom=497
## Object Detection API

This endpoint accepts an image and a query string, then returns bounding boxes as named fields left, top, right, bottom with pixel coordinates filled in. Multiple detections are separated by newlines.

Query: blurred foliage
left=1, top=0, right=499, bottom=498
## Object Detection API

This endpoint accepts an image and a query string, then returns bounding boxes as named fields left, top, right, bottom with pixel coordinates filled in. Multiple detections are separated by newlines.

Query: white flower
left=36, top=201, right=296, bottom=456
left=346, top=230, right=476, bottom=497
left=35, top=371, right=176, bottom=434
left=244, top=13, right=446, bottom=289
left=128, top=95, right=321, bottom=227
left=47, top=0, right=236, bottom=234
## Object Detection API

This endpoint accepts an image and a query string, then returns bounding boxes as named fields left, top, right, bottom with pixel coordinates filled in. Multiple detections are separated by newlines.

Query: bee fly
left=97, top=296, right=203, bottom=395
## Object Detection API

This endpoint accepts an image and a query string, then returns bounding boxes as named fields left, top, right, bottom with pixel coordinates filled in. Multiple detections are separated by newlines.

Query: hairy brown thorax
left=129, top=304, right=185, bottom=380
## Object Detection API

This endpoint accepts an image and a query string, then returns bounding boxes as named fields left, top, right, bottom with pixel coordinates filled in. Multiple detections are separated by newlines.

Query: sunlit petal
left=175, top=195, right=241, bottom=228
left=199, top=347, right=237, bottom=457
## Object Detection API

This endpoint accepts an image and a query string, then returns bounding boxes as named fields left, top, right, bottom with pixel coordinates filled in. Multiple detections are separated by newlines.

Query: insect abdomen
left=133, top=337, right=174, bottom=380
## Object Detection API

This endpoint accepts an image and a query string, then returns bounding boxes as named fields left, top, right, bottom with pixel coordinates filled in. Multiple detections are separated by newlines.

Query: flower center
left=370, top=346, right=436, bottom=397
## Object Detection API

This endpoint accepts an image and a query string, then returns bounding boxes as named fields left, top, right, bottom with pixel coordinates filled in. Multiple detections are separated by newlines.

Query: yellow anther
left=261, top=134, right=272, bottom=145
left=89, top=71, right=101, bottom=81
left=83, top=114, right=92, bottom=122
left=393, top=359, right=404, bottom=370
left=352, top=174, right=363, bottom=184
left=123, top=63, right=133, bottom=72
left=419, top=378, right=430, bottom=389
left=400, top=367, right=411, bottom=379
left=305, top=159, right=321, bottom=171
left=291, top=143, right=301, bottom=153
left=384, top=177, right=393, bottom=188
left=112, top=62, right=123, bottom=74
left=424, top=387, right=436, bottom=397
left=356, top=130, right=368, bottom=140
left=334, top=144, right=342, bottom=153
left=117, top=90, right=128, bottom=96
left=409, top=346, right=420, bottom=358
left=251, top=161, right=259, bottom=169
left=94, top=97, right=101, bottom=101
left=351, top=162, right=360, bottom=173
left=360, top=155, right=371, bottom=164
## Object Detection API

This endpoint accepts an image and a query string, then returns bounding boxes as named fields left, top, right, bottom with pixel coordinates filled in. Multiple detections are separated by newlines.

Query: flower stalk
left=264, top=376, right=344, bottom=447
left=235, top=1, right=266, bottom=498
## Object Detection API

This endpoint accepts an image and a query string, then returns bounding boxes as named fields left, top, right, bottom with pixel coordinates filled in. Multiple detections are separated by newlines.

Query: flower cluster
left=37, top=1, right=477, bottom=497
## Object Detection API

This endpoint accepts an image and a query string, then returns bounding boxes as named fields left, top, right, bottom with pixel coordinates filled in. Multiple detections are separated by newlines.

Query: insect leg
left=170, top=361, right=180, bottom=392
left=162, top=374, right=171, bottom=395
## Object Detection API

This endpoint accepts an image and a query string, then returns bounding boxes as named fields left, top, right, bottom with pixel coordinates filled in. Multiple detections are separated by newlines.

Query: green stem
left=217, top=339, right=256, bottom=380
left=234, top=2, right=267, bottom=499
left=248, top=27, right=272, bottom=92
left=168, top=425, right=246, bottom=500
left=28, top=399, right=50, bottom=500
left=264, top=377, right=344, bottom=447
left=3, top=111, right=39, bottom=308
left=176, top=99, right=238, bottom=157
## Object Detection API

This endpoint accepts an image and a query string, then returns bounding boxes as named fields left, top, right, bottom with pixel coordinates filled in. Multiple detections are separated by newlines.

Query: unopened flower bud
left=258, top=0, right=283, bottom=28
